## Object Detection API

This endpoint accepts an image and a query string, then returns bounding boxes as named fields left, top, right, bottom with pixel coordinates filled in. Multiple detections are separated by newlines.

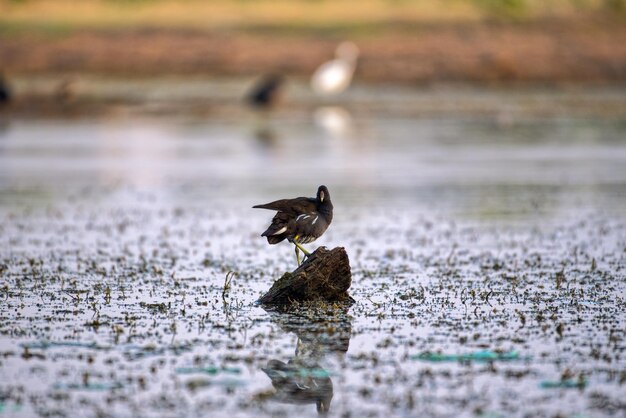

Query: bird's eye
left=320, top=191, right=325, bottom=202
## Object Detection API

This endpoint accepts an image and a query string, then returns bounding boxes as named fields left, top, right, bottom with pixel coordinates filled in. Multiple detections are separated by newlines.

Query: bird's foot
left=296, top=257, right=309, bottom=267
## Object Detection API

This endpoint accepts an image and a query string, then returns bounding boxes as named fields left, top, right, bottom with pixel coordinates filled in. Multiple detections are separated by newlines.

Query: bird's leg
left=295, top=246, right=301, bottom=266
left=293, top=241, right=310, bottom=261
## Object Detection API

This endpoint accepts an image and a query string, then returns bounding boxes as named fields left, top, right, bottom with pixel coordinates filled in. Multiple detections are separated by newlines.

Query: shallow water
left=0, top=88, right=625, bottom=417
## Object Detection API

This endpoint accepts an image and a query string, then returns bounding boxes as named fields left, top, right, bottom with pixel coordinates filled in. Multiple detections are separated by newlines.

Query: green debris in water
left=52, top=382, right=123, bottom=391
left=411, top=350, right=526, bottom=362
left=185, top=377, right=246, bottom=391
left=540, top=379, right=587, bottom=389
left=0, top=402, right=19, bottom=413
left=295, top=367, right=332, bottom=379
left=176, top=366, right=242, bottom=375
left=263, top=367, right=332, bottom=379
left=20, top=341, right=110, bottom=350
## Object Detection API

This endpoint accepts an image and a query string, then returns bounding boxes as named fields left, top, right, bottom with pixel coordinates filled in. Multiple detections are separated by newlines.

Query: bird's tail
left=252, top=203, right=275, bottom=210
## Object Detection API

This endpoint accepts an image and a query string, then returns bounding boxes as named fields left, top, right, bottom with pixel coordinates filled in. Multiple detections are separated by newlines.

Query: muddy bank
left=1, top=18, right=625, bottom=84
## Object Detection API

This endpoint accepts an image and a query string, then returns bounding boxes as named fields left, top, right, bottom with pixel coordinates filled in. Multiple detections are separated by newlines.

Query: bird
left=253, top=185, right=333, bottom=266
left=246, top=74, right=286, bottom=110
left=0, top=72, right=11, bottom=105
left=311, top=42, right=359, bottom=96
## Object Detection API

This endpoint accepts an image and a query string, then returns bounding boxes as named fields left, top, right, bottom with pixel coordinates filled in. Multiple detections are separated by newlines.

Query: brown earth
left=1, top=19, right=625, bottom=84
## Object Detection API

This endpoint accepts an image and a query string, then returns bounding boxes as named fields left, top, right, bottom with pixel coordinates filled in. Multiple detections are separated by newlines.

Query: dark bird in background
left=253, top=185, right=333, bottom=266
left=0, top=73, right=11, bottom=105
left=246, top=74, right=286, bottom=109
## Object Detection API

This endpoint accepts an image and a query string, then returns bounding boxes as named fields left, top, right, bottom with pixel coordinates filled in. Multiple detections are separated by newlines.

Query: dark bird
left=253, top=185, right=333, bottom=265
left=246, top=74, right=286, bottom=109
left=0, top=73, right=11, bottom=105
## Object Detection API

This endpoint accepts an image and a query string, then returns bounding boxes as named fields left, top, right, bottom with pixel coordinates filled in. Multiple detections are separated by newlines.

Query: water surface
left=0, top=87, right=625, bottom=417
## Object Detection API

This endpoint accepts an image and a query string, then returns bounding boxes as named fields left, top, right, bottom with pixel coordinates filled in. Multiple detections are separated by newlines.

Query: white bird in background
left=311, top=41, right=359, bottom=95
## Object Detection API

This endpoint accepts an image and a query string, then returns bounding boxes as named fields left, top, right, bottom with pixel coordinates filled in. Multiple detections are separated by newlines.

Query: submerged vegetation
left=0, top=191, right=624, bottom=416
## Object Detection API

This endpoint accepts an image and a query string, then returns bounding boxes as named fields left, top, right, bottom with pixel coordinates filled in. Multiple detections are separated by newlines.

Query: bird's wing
left=253, top=197, right=316, bottom=215
left=261, top=212, right=291, bottom=237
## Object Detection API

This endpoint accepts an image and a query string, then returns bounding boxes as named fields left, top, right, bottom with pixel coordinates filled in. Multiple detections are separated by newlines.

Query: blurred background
left=0, top=0, right=625, bottom=218
left=1, top=0, right=625, bottom=83
left=1, top=5, right=625, bottom=417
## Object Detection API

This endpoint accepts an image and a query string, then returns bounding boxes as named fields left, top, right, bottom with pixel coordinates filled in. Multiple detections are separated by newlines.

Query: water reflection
left=252, top=122, right=280, bottom=151
left=0, top=119, right=10, bottom=137
left=0, top=114, right=624, bottom=217
left=313, top=106, right=353, bottom=139
left=261, top=303, right=352, bottom=415
left=262, top=358, right=333, bottom=414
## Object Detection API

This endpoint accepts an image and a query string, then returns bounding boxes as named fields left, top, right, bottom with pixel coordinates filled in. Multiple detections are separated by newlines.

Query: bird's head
left=317, top=185, right=330, bottom=204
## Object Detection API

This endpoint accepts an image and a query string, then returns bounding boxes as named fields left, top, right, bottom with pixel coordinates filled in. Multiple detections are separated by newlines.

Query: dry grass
left=1, top=0, right=624, bottom=83
left=0, top=0, right=622, bottom=32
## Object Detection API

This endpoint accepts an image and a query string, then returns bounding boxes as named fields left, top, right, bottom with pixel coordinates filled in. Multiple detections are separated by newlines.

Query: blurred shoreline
left=1, top=75, right=625, bottom=120
left=1, top=17, right=625, bottom=85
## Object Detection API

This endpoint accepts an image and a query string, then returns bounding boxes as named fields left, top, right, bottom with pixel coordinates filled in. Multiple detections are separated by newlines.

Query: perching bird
left=253, top=185, right=333, bottom=266
left=311, top=42, right=359, bottom=96
left=246, top=74, right=286, bottom=109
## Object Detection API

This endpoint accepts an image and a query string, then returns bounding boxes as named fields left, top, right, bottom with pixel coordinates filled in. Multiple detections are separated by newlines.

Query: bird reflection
left=252, top=123, right=280, bottom=150
left=0, top=119, right=10, bottom=137
left=246, top=75, right=287, bottom=152
left=259, top=303, right=352, bottom=415
left=262, top=358, right=333, bottom=414
left=313, top=106, right=353, bottom=139
left=311, top=42, right=359, bottom=96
